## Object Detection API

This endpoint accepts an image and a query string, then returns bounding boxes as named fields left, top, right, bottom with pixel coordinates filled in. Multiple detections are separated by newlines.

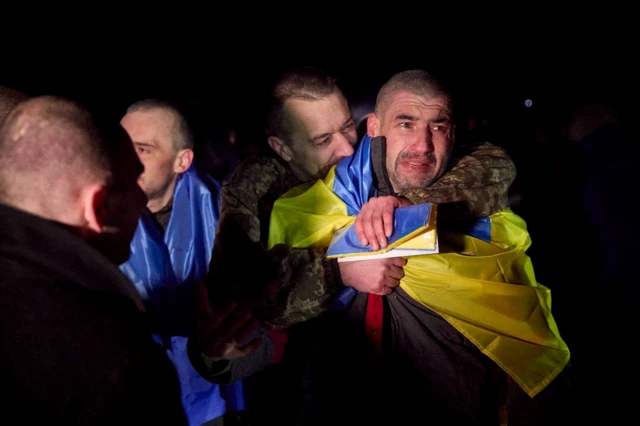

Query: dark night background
left=2, top=22, right=633, bottom=136
left=2, top=18, right=637, bottom=421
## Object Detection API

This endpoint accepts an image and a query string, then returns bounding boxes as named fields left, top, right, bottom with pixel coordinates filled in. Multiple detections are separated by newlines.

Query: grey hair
left=375, top=70, right=452, bottom=116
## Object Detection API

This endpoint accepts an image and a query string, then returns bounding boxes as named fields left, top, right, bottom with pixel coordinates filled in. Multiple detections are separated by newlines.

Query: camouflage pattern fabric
left=206, top=155, right=342, bottom=328
left=208, top=141, right=517, bottom=328
left=397, top=141, right=516, bottom=219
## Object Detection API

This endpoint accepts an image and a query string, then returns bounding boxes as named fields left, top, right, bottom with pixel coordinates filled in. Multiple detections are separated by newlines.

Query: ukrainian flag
left=268, top=136, right=570, bottom=398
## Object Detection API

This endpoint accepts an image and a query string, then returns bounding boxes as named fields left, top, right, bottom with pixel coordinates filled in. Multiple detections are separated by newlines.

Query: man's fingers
left=201, top=310, right=255, bottom=357
left=391, top=256, right=408, bottom=267
left=360, top=208, right=380, bottom=251
left=387, top=264, right=405, bottom=281
left=237, top=338, right=263, bottom=356
left=373, top=210, right=388, bottom=250
left=218, top=337, right=262, bottom=360
left=354, top=196, right=412, bottom=251
left=231, top=317, right=260, bottom=347
left=374, top=285, right=393, bottom=296
left=383, top=207, right=394, bottom=239
left=210, top=306, right=254, bottom=344
left=384, top=277, right=401, bottom=288
left=354, top=218, right=369, bottom=247
left=202, top=300, right=238, bottom=333
left=200, top=303, right=249, bottom=351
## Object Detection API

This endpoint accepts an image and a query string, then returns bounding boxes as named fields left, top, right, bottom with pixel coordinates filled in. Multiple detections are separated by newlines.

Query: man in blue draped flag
left=119, top=99, right=272, bottom=426
left=267, top=70, right=572, bottom=426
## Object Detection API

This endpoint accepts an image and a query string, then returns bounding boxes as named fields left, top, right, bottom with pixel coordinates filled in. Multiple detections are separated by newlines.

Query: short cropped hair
left=265, top=66, right=340, bottom=139
left=375, top=70, right=452, bottom=117
left=126, top=98, right=194, bottom=151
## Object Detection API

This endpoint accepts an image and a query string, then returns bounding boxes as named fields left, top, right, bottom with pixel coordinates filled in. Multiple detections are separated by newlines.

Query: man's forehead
left=385, top=92, right=451, bottom=120
left=285, top=94, right=350, bottom=139
left=121, top=109, right=175, bottom=145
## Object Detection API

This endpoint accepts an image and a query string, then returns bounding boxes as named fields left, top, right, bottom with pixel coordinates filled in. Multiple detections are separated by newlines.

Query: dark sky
left=2, top=24, right=633, bottom=141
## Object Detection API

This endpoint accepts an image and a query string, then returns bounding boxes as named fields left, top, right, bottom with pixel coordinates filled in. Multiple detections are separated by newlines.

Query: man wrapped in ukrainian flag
left=267, top=70, right=571, bottom=426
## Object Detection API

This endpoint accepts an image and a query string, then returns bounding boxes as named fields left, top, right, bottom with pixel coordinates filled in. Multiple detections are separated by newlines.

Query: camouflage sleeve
left=261, top=244, right=342, bottom=328
left=206, top=157, right=342, bottom=329
left=398, top=142, right=517, bottom=218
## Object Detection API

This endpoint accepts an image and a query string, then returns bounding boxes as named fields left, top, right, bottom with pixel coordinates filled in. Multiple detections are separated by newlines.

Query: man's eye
left=342, top=121, right=356, bottom=131
left=315, top=137, right=331, bottom=147
left=432, top=125, right=447, bottom=132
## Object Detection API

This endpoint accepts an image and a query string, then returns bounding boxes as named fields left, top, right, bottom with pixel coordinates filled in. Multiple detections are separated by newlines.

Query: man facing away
left=0, top=95, right=188, bottom=424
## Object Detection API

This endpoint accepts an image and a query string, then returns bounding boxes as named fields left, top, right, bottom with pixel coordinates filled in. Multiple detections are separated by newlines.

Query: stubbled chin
left=319, top=164, right=334, bottom=179
left=393, top=167, right=438, bottom=190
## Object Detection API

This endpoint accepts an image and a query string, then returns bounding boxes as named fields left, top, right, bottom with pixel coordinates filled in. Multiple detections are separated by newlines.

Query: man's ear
left=174, top=148, right=194, bottom=173
left=82, top=184, right=108, bottom=233
left=367, top=113, right=380, bottom=137
left=267, top=136, right=292, bottom=162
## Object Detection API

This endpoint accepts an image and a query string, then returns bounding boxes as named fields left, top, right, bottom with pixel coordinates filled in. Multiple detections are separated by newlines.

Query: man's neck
left=146, top=180, right=177, bottom=213
left=147, top=197, right=170, bottom=214
left=149, top=195, right=173, bottom=235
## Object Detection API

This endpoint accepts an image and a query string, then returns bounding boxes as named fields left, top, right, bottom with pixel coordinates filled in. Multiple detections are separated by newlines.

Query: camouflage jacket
left=371, top=137, right=516, bottom=222
left=206, top=155, right=343, bottom=328
left=208, top=141, right=516, bottom=328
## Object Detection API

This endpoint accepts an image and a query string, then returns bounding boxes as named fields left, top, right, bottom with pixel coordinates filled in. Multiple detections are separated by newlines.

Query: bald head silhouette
left=0, top=95, right=146, bottom=263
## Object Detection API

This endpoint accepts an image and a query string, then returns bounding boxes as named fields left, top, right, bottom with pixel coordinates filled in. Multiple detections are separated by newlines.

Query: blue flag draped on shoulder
left=268, top=136, right=570, bottom=398
left=120, top=165, right=244, bottom=425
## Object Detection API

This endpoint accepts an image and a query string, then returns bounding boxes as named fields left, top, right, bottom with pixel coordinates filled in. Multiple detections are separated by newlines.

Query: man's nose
left=335, top=133, right=355, bottom=158
left=411, top=129, right=434, bottom=153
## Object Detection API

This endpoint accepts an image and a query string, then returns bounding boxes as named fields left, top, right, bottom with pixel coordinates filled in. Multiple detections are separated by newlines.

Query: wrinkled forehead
left=383, top=91, right=452, bottom=122
left=283, top=92, right=350, bottom=140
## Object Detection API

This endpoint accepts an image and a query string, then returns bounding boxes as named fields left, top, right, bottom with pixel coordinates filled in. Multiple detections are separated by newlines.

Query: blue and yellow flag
left=268, top=136, right=570, bottom=398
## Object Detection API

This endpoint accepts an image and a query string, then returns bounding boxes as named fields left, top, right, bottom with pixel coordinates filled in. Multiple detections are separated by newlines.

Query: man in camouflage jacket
left=206, top=68, right=516, bottom=329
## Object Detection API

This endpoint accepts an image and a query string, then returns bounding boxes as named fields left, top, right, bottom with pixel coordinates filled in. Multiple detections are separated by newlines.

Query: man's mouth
left=401, top=159, right=431, bottom=169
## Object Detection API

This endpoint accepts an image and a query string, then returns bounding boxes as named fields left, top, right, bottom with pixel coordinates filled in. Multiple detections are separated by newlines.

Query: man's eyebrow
left=310, top=117, right=355, bottom=142
left=310, top=131, right=333, bottom=143
left=340, top=116, right=355, bottom=128
left=394, top=113, right=419, bottom=121
left=393, top=113, right=451, bottom=124
left=133, top=141, right=156, bottom=148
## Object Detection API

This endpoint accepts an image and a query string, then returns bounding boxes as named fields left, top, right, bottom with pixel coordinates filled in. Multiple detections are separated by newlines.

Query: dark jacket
left=0, top=203, right=187, bottom=425
left=307, top=138, right=572, bottom=426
